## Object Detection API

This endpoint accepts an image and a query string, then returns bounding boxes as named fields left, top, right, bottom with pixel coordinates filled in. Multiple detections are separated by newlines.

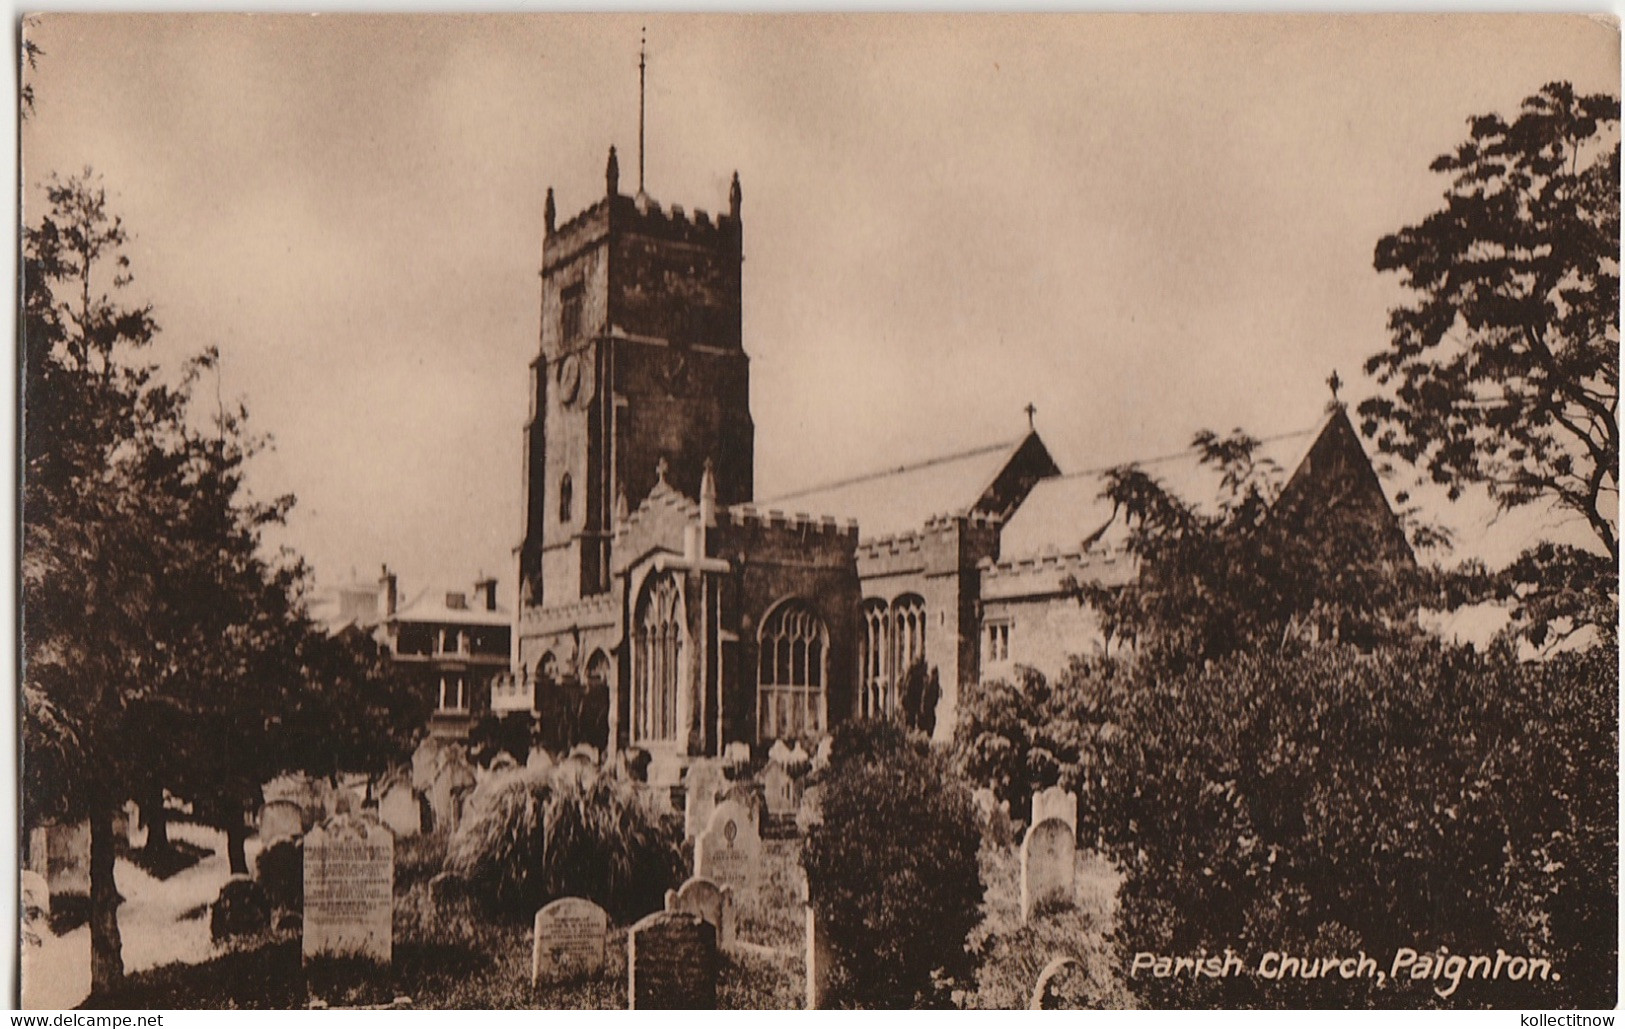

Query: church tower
left=518, top=148, right=755, bottom=609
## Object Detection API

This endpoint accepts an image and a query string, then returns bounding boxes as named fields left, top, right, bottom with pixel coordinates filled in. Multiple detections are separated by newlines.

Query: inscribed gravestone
left=532, top=897, right=608, bottom=984
left=29, top=821, right=90, bottom=897
left=261, top=799, right=305, bottom=842
left=1032, top=786, right=1077, bottom=835
left=664, top=876, right=734, bottom=949
left=683, top=759, right=725, bottom=840
left=1020, top=817, right=1075, bottom=923
left=627, top=911, right=717, bottom=1009
left=303, top=815, right=393, bottom=964
left=714, top=781, right=761, bottom=833
left=694, top=800, right=761, bottom=892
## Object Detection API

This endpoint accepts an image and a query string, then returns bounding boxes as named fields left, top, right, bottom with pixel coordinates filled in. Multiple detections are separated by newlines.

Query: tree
left=803, top=721, right=983, bottom=1007
left=1067, top=642, right=1617, bottom=1008
left=1069, top=426, right=1419, bottom=670
left=1360, top=83, right=1618, bottom=565
left=23, top=171, right=181, bottom=990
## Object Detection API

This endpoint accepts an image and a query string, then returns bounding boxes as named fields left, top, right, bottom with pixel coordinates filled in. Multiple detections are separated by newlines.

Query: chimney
left=379, top=564, right=397, bottom=619
left=475, top=576, right=499, bottom=612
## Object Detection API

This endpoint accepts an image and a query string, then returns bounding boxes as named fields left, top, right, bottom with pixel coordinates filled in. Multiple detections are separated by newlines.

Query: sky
left=19, top=13, right=1619, bottom=604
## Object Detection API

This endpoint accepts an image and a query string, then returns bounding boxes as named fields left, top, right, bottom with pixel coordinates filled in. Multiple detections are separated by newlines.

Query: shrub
left=1084, top=641, right=1617, bottom=1009
left=802, top=720, right=983, bottom=1008
left=444, top=764, right=682, bottom=924
left=953, top=657, right=1123, bottom=825
left=253, top=838, right=302, bottom=912
left=210, top=877, right=271, bottom=941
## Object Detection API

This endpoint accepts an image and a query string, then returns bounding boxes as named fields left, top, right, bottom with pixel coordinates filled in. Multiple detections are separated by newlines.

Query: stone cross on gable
left=655, top=457, right=670, bottom=486
left=1025, top=402, right=1037, bottom=431
left=1326, top=370, right=1342, bottom=402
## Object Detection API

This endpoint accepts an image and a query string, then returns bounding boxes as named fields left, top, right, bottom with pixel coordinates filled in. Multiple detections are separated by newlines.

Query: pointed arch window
left=859, top=598, right=892, bottom=719
left=558, top=473, right=573, bottom=524
left=757, top=599, right=829, bottom=743
left=892, top=594, right=927, bottom=685
left=632, top=572, right=683, bottom=743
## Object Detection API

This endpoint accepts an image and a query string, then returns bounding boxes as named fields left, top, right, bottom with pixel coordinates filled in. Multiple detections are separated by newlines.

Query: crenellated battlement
left=726, top=504, right=859, bottom=539
left=545, top=191, right=740, bottom=274
left=519, top=591, right=618, bottom=628
left=977, top=545, right=1137, bottom=599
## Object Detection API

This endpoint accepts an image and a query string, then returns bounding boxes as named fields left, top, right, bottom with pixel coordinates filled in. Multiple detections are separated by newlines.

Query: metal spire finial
left=638, top=27, right=647, bottom=195
left=1024, top=402, right=1037, bottom=431
left=1327, top=370, right=1342, bottom=402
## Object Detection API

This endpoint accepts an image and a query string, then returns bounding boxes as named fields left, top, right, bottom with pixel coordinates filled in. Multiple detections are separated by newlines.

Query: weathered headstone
left=787, top=741, right=810, bottom=768
left=767, top=739, right=793, bottom=765
left=261, top=799, right=306, bottom=842
left=805, top=905, right=832, bottom=1009
left=682, top=760, right=725, bottom=840
left=761, top=761, right=802, bottom=818
left=1032, top=786, right=1078, bottom=836
left=303, top=815, right=394, bottom=964
left=627, top=911, right=717, bottom=1009
left=378, top=783, right=420, bottom=838
left=525, top=746, right=555, bottom=772
left=489, top=751, right=520, bottom=774
left=1029, top=955, right=1088, bottom=1009
left=722, top=741, right=751, bottom=767
left=664, top=876, right=734, bottom=949
left=795, top=784, right=824, bottom=834
left=1020, top=818, right=1075, bottom=922
left=568, top=742, right=600, bottom=766
left=28, top=821, right=90, bottom=897
left=427, top=750, right=476, bottom=835
left=531, top=897, right=608, bottom=985
left=713, top=781, right=762, bottom=833
left=694, top=800, right=761, bottom=892
left=811, top=736, right=832, bottom=771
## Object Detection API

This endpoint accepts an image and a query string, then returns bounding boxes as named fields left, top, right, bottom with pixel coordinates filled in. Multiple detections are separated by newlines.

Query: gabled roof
left=391, top=587, right=509, bottom=627
left=763, top=432, right=1059, bottom=540
left=998, top=424, right=1323, bottom=560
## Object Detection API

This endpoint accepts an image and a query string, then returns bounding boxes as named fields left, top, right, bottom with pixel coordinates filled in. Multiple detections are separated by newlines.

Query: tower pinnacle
left=606, top=146, right=619, bottom=197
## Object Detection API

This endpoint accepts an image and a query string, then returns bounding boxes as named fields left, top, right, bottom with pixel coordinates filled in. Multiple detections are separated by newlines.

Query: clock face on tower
left=558, top=354, right=581, bottom=405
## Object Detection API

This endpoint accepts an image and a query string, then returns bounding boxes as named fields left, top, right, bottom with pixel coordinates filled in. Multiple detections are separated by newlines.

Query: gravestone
left=761, top=761, right=801, bottom=818
left=378, top=783, right=420, bottom=838
left=767, top=739, right=793, bottom=765
left=713, top=781, right=762, bottom=833
left=795, top=784, right=824, bottom=834
left=489, top=752, right=520, bottom=774
left=682, top=760, right=725, bottom=840
left=694, top=800, right=761, bottom=892
left=721, top=741, right=751, bottom=767
left=261, top=799, right=306, bottom=842
left=787, top=741, right=810, bottom=767
left=525, top=746, right=554, bottom=772
left=568, top=743, right=600, bottom=765
left=627, top=911, right=717, bottom=1009
left=531, top=897, right=608, bottom=985
left=664, top=876, right=734, bottom=949
left=28, top=821, right=90, bottom=898
left=1029, top=955, right=1089, bottom=1009
left=303, top=814, right=393, bottom=964
left=811, top=736, right=832, bottom=771
left=1032, top=786, right=1078, bottom=835
left=804, top=905, right=832, bottom=1009
left=427, top=750, right=476, bottom=835
left=1020, top=818, right=1075, bottom=922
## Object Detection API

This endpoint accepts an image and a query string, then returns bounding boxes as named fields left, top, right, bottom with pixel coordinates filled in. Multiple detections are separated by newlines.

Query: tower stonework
left=519, top=153, right=754, bottom=611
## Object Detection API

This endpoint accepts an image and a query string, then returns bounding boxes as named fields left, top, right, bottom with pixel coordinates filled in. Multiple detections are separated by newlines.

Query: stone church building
left=508, top=148, right=1408, bottom=780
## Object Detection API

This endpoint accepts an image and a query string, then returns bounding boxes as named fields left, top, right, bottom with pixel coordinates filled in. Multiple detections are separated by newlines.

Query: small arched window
left=558, top=473, right=573, bottom=523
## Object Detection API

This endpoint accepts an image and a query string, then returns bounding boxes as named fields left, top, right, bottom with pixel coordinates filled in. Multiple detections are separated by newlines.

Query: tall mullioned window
left=632, top=572, right=682, bottom=743
left=757, top=599, right=829, bottom=743
left=859, top=599, right=891, bottom=718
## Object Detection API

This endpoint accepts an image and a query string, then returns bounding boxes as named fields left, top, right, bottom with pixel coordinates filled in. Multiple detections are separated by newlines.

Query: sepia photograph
left=15, top=12, right=1620, bottom=1012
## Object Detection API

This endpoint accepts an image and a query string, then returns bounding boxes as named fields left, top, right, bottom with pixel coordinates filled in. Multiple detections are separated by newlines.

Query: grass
left=79, top=826, right=1119, bottom=1008
left=957, top=841, right=1133, bottom=1009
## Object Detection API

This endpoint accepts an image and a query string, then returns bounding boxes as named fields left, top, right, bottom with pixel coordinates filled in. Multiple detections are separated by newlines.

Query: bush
left=444, top=764, right=682, bottom=924
left=802, top=720, right=983, bottom=1008
left=210, top=877, right=271, bottom=941
left=1082, top=641, right=1617, bottom=1009
left=253, top=838, right=302, bottom=912
left=954, top=658, right=1123, bottom=825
